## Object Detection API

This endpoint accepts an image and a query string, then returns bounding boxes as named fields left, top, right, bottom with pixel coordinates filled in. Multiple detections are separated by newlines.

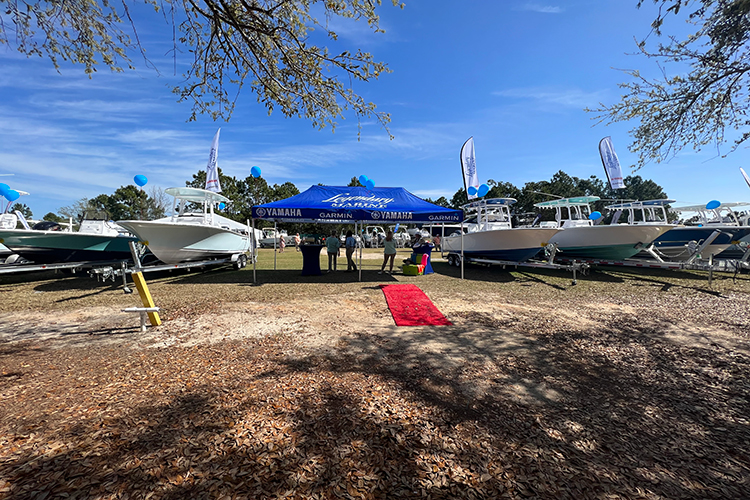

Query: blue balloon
left=467, top=186, right=477, bottom=196
left=395, top=223, right=400, bottom=232
left=5, top=189, right=20, bottom=202
left=358, top=174, right=369, bottom=185
left=706, top=200, right=721, bottom=210
left=218, top=202, right=226, bottom=210
left=365, top=179, right=375, bottom=190
left=251, top=166, right=261, bottom=178
left=477, top=184, right=490, bottom=197
left=0, top=183, right=8, bottom=197
left=134, top=174, right=148, bottom=187
left=589, top=211, right=602, bottom=220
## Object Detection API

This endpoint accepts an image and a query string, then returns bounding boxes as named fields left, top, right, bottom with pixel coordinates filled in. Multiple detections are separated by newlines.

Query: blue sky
left=2, top=1, right=750, bottom=219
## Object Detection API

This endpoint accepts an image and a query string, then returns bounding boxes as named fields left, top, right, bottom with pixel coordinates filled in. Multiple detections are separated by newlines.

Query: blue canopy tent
left=251, top=185, right=463, bottom=281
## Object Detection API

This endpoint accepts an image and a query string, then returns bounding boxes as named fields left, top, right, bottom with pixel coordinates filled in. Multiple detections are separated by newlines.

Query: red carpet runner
left=380, top=284, right=452, bottom=326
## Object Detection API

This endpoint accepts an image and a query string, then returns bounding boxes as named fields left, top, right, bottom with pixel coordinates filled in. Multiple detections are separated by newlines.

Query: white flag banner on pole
left=741, top=167, right=750, bottom=189
left=599, top=136, right=625, bottom=190
left=460, top=137, right=479, bottom=200
left=205, top=129, right=221, bottom=193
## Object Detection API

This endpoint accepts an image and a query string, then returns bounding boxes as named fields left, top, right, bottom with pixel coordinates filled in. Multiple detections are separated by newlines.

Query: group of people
left=277, top=233, right=303, bottom=253
left=276, top=229, right=439, bottom=275
left=324, top=230, right=359, bottom=272
left=325, top=230, right=400, bottom=274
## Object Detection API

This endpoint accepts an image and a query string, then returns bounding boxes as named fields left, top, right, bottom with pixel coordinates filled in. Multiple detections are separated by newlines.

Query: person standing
left=294, top=233, right=301, bottom=251
left=278, top=235, right=285, bottom=253
left=326, top=230, right=340, bottom=272
left=345, top=230, right=357, bottom=272
left=433, top=234, right=441, bottom=252
left=379, top=231, right=397, bottom=274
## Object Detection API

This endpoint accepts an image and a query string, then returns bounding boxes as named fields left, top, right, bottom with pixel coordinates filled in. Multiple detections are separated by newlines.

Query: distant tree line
left=424, top=171, right=668, bottom=223
left=28, top=170, right=667, bottom=232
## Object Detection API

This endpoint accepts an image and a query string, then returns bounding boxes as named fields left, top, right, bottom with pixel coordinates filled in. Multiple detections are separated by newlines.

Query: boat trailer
left=552, top=237, right=750, bottom=286
left=88, top=241, right=256, bottom=291
left=445, top=244, right=589, bottom=285
left=0, top=241, right=256, bottom=294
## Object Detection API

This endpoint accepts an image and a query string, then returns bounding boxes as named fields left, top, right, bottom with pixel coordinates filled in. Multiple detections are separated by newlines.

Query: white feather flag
left=460, top=137, right=479, bottom=200
left=205, top=129, right=221, bottom=193
left=599, top=137, right=625, bottom=190
left=741, top=167, right=750, bottom=190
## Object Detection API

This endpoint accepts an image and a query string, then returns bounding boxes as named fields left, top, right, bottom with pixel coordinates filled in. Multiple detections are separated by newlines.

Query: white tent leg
left=357, top=221, right=362, bottom=282
left=273, top=221, right=277, bottom=270
left=252, top=218, right=257, bottom=284
left=461, top=220, right=464, bottom=280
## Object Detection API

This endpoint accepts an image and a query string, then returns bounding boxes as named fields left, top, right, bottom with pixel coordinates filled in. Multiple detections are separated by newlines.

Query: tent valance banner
left=252, top=185, right=463, bottom=223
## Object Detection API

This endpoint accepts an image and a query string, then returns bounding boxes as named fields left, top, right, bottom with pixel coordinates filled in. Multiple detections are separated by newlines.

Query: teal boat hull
left=0, top=229, right=138, bottom=264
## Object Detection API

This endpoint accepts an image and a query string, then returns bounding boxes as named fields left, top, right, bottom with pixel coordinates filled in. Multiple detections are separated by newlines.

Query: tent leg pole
left=441, top=223, right=445, bottom=258
left=357, top=221, right=362, bottom=282
left=273, top=221, right=277, bottom=270
left=461, top=220, right=464, bottom=280
left=252, top=218, right=257, bottom=284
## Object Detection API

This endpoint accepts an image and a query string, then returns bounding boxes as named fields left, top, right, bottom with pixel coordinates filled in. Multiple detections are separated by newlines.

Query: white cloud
left=492, top=87, right=606, bottom=109
left=520, top=4, right=563, bottom=14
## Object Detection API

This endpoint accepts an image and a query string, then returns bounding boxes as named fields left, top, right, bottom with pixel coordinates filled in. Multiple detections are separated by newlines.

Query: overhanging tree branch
left=0, top=0, right=401, bottom=137
left=589, top=0, right=750, bottom=169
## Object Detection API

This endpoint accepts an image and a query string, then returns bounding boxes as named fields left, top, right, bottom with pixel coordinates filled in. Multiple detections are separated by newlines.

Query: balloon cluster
left=359, top=174, right=375, bottom=190
left=0, top=183, right=20, bottom=202
left=468, top=183, right=490, bottom=198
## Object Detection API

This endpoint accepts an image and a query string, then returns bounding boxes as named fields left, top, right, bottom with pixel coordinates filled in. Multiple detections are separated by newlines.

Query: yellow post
left=131, top=272, right=162, bottom=326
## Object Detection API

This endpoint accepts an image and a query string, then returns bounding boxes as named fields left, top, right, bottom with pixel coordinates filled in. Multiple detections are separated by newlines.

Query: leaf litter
left=1, top=259, right=750, bottom=498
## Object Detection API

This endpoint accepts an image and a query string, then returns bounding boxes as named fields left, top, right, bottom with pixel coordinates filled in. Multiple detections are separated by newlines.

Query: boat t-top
left=534, top=196, right=674, bottom=261
left=441, top=197, right=562, bottom=262
left=118, top=187, right=253, bottom=265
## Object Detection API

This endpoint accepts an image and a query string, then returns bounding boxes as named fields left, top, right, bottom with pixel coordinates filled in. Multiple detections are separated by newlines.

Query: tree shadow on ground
left=278, top=319, right=750, bottom=499
left=602, top=269, right=728, bottom=296
left=1, top=318, right=748, bottom=498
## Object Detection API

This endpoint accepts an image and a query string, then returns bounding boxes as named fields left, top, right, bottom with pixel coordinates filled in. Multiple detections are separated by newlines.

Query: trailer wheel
left=454, top=255, right=462, bottom=267
left=234, top=254, right=247, bottom=270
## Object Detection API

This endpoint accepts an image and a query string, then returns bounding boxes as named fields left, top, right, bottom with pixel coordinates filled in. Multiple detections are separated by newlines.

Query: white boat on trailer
left=118, top=187, right=254, bottom=266
left=534, top=196, right=674, bottom=261
left=442, top=198, right=562, bottom=263
left=603, top=199, right=750, bottom=261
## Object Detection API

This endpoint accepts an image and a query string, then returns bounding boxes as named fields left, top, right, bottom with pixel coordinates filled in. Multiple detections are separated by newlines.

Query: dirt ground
left=1, top=254, right=749, bottom=499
